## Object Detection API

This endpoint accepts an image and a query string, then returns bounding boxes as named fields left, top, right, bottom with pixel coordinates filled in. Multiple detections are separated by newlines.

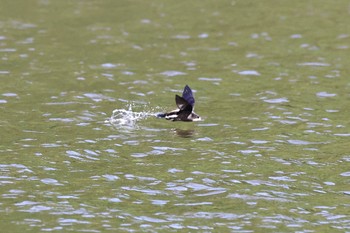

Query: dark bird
left=157, top=85, right=201, bottom=122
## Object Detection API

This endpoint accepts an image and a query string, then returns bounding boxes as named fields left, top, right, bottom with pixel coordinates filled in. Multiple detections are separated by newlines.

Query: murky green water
left=1, top=0, right=350, bottom=232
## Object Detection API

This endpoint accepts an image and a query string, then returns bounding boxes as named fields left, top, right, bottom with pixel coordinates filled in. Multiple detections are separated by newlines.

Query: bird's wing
left=175, top=95, right=189, bottom=110
left=182, top=85, right=195, bottom=107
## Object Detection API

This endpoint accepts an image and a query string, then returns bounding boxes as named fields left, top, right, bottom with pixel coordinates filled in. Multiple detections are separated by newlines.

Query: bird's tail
left=156, top=113, right=166, bottom=118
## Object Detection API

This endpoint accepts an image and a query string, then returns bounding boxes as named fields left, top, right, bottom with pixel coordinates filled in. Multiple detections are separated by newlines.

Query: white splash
left=108, top=103, right=155, bottom=129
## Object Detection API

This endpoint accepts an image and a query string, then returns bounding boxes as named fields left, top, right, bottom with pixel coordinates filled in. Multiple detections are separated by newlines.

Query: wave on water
left=107, top=103, right=159, bottom=129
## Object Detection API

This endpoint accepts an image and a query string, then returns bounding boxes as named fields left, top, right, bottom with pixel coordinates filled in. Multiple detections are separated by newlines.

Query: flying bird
left=157, top=85, right=201, bottom=122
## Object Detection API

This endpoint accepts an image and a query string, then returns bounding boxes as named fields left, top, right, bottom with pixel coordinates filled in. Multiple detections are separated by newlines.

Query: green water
left=1, top=0, right=350, bottom=232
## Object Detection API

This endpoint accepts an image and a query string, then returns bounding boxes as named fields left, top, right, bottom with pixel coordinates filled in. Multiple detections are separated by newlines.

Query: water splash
left=107, top=103, right=157, bottom=129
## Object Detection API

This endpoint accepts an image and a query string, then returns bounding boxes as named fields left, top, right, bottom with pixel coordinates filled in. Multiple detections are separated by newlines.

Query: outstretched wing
left=182, top=85, right=195, bottom=107
left=175, top=95, right=189, bottom=110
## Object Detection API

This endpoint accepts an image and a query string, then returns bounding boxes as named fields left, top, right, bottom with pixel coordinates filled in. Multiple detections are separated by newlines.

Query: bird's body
left=157, top=85, right=201, bottom=122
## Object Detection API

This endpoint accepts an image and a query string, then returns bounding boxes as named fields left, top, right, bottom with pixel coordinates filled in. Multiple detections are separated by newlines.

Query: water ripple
left=160, top=70, right=186, bottom=77
left=237, top=70, right=261, bottom=76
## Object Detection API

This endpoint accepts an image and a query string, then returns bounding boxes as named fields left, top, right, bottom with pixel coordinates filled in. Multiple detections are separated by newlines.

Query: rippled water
left=1, top=0, right=350, bottom=232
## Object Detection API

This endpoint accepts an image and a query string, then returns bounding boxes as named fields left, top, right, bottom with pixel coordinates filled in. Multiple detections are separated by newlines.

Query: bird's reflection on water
left=173, top=128, right=195, bottom=138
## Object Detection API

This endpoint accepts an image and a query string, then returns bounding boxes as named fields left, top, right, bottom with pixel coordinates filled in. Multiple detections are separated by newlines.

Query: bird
left=157, top=85, right=201, bottom=122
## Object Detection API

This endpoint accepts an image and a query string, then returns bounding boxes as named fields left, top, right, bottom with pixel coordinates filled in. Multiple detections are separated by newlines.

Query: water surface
left=1, top=0, right=350, bottom=232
